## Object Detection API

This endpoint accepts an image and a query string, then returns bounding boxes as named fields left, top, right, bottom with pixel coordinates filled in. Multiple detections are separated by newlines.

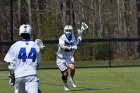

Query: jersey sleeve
left=4, top=45, right=16, bottom=63
left=58, top=36, right=65, bottom=49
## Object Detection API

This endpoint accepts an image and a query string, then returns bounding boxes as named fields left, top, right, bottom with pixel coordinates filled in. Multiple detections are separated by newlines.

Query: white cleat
left=64, top=85, right=69, bottom=91
left=69, top=78, right=77, bottom=88
left=72, top=82, right=77, bottom=88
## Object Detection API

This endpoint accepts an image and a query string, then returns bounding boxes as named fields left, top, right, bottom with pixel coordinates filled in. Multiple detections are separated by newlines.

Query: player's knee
left=69, top=64, right=75, bottom=70
left=69, top=66, right=75, bottom=71
left=70, top=67, right=75, bottom=71
left=61, top=71, right=68, bottom=80
left=62, top=75, right=67, bottom=80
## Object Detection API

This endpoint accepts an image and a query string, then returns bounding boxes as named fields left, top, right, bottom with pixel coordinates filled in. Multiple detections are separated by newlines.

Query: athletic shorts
left=56, top=57, right=75, bottom=71
left=15, top=75, right=39, bottom=93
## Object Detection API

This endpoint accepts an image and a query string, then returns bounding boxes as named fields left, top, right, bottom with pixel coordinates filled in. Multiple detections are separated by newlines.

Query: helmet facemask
left=20, top=33, right=30, bottom=39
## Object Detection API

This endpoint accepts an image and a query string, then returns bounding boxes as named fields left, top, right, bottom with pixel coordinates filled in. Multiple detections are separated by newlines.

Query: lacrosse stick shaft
left=71, top=22, right=88, bottom=58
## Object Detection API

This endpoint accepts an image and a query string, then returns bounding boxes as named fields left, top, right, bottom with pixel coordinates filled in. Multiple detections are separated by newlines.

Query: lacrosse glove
left=8, top=73, right=15, bottom=86
left=77, top=36, right=82, bottom=42
left=72, top=46, right=78, bottom=50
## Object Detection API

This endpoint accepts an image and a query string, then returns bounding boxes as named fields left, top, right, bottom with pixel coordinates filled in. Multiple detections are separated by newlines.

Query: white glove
left=72, top=46, right=77, bottom=50
left=77, top=36, right=82, bottom=42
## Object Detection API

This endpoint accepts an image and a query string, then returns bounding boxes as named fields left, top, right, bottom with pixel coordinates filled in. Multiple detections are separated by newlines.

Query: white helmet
left=64, top=25, right=73, bottom=33
left=19, top=24, right=32, bottom=36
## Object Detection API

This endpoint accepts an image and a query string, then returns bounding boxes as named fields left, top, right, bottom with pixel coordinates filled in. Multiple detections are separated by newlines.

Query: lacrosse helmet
left=64, top=25, right=73, bottom=40
left=19, top=24, right=32, bottom=36
left=64, top=25, right=73, bottom=33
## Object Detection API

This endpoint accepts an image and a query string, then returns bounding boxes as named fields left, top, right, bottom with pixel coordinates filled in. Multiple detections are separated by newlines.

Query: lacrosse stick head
left=35, top=39, right=45, bottom=49
left=77, top=22, right=88, bottom=35
left=81, top=22, right=88, bottom=31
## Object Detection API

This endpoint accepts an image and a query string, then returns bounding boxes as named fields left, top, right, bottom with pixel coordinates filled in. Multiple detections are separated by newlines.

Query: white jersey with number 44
left=4, top=40, right=40, bottom=78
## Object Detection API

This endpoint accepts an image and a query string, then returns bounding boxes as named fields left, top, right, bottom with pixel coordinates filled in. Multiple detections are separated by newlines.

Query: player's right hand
left=72, top=46, right=77, bottom=50
left=8, top=73, right=15, bottom=86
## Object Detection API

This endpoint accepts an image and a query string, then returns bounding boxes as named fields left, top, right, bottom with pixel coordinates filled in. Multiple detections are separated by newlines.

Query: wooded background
left=0, top=0, right=140, bottom=62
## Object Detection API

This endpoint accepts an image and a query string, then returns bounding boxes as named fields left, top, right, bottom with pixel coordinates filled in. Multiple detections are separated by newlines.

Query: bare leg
left=69, top=64, right=75, bottom=78
left=69, top=64, right=77, bottom=87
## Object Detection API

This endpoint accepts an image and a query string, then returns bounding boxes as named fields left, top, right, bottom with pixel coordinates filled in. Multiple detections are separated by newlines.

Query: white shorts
left=15, top=75, right=39, bottom=93
left=56, top=57, right=75, bottom=71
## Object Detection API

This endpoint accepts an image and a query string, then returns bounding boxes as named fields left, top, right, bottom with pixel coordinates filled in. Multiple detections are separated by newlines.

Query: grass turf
left=0, top=67, right=140, bottom=93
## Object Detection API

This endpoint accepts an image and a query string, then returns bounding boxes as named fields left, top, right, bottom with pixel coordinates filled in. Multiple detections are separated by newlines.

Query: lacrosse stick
left=35, top=39, right=45, bottom=49
left=71, top=22, right=88, bottom=57
left=77, top=22, right=88, bottom=37
left=77, top=22, right=88, bottom=44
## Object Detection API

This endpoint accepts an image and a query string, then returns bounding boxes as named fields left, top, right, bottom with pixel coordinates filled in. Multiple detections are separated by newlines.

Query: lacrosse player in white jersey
left=56, top=25, right=82, bottom=91
left=4, top=24, right=42, bottom=93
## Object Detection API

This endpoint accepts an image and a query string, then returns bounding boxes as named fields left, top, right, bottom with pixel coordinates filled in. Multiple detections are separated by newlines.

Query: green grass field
left=0, top=67, right=140, bottom=93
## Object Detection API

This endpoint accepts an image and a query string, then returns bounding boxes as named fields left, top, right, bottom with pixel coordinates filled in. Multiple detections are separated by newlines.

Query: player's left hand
left=77, top=36, right=82, bottom=42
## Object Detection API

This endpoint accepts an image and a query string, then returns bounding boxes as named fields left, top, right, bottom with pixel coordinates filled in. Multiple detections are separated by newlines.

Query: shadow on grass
left=40, top=82, right=111, bottom=91
left=70, top=86, right=111, bottom=91
left=69, top=86, right=100, bottom=91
